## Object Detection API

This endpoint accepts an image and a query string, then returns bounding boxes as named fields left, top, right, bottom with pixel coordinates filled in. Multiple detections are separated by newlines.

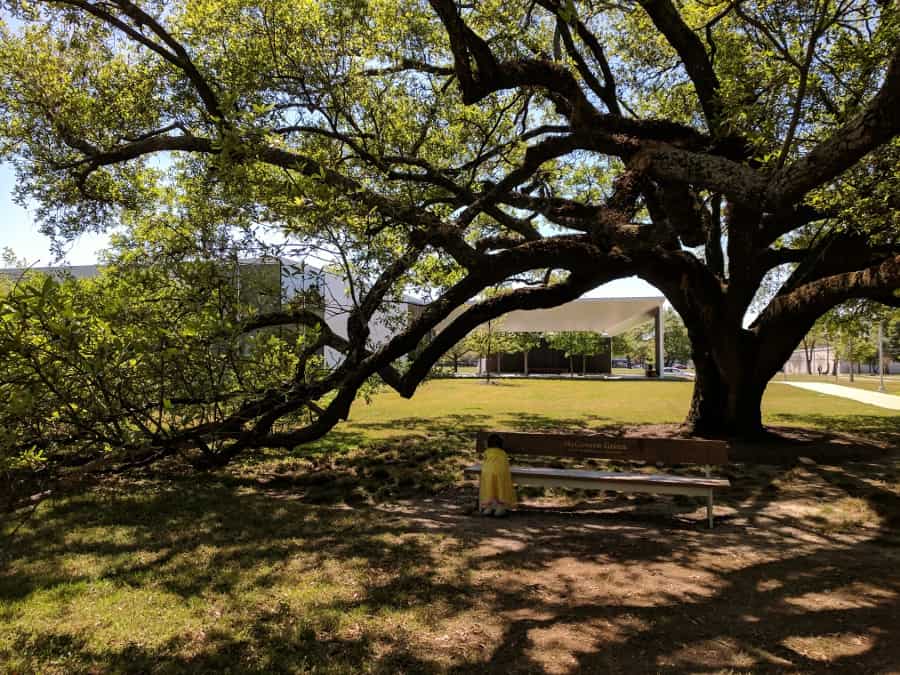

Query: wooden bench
left=464, top=431, right=730, bottom=528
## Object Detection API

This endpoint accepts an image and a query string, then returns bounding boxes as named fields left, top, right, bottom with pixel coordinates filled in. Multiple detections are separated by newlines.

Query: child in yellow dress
left=479, top=434, right=517, bottom=516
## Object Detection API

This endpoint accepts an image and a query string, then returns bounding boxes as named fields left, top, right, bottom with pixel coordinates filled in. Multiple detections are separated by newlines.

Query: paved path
left=777, top=381, right=900, bottom=411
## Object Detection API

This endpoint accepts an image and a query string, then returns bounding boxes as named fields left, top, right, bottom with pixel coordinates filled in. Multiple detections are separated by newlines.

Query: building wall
left=289, top=263, right=418, bottom=369
left=483, top=338, right=612, bottom=374
left=2, top=259, right=419, bottom=371
left=784, top=345, right=899, bottom=375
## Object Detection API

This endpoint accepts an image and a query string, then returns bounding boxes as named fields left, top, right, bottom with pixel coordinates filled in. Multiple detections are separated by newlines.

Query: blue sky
left=0, top=163, right=110, bottom=265
left=0, top=161, right=662, bottom=296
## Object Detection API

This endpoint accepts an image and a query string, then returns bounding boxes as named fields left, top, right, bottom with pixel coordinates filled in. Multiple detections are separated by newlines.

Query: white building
left=254, top=258, right=423, bottom=368
left=783, top=344, right=899, bottom=376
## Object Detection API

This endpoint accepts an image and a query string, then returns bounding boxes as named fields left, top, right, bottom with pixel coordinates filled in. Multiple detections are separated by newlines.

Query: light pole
left=878, top=321, right=885, bottom=393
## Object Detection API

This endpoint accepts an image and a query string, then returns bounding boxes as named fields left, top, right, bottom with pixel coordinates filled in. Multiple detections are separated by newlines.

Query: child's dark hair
left=486, top=433, right=504, bottom=449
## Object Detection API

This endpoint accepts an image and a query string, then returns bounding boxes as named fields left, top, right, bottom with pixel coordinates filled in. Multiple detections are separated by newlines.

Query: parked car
left=663, top=367, right=695, bottom=379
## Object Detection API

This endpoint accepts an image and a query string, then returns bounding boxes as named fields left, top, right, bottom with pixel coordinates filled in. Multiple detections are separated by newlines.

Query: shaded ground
left=3, top=442, right=899, bottom=673
left=3, top=381, right=899, bottom=673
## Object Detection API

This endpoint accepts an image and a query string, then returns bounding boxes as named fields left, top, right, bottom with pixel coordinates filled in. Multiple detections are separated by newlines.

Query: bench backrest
left=475, top=430, right=728, bottom=465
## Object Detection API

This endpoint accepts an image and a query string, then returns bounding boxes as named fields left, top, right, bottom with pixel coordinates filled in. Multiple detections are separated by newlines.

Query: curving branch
left=769, top=41, right=900, bottom=207
left=755, top=254, right=900, bottom=333
left=637, top=0, right=723, bottom=132
left=45, top=0, right=226, bottom=122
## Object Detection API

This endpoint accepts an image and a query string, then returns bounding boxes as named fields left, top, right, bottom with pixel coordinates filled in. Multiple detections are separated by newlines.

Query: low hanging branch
left=1, top=0, right=899, bottom=506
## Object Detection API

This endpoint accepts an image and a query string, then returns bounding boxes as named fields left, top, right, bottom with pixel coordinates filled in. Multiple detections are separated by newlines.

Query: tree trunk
left=685, top=364, right=765, bottom=437
left=524, top=350, right=529, bottom=376
left=681, top=326, right=770, bottom=438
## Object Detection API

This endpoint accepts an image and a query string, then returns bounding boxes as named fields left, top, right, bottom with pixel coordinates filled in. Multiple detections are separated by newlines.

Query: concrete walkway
left=777, top=381, right=900, bottom=411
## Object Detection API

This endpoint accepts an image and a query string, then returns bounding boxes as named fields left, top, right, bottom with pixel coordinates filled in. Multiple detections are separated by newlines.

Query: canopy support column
left=655, top=307, right=664, bottom=378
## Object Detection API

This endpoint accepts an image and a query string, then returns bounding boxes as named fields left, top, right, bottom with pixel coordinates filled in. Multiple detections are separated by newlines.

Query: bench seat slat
left=475, top=431, right=728, bottom=465
left=463, top=463, right=730, bottom=489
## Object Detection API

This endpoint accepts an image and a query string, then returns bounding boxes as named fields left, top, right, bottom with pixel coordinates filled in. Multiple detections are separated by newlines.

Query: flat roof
left=436, top=296, right=664, bottom=336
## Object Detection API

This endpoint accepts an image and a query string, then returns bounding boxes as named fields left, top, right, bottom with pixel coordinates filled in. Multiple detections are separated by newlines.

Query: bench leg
left=707, top=490, right=714, bottom=529
left=475, top=478, right=482, bottom=514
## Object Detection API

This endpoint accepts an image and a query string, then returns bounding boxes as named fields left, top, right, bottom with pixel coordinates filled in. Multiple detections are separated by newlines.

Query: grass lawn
left=611, top=366, right=645, bottom=375
left=339, top=378, right=899, bottom=443
left=3, top=379, right=899, bottom=673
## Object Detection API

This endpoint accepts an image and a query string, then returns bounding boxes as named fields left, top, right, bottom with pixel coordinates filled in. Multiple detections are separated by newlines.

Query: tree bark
left=686, top=364, right=766, bottom=437
left=802, top=337, right=815, bottom=374
left=681, top=322, right=773, bottom=438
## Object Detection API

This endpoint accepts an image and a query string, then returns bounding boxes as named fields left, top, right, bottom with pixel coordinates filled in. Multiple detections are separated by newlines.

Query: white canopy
left=436, top=297, right=664, bottom=336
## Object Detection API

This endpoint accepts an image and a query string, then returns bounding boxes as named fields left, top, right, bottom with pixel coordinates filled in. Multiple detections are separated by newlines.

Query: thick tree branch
left=755, top=254, right=900, bottom=334
left=397, top=270, right=613, bottom=393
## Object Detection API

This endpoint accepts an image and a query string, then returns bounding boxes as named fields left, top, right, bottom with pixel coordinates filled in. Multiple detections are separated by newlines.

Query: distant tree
left=663, top=309, right=691, bottom=367
left=613, top=322, right=654, bottom=369
left=822, top=301, right=888, bottom=381
left=798, top=317, right=830, bottom=375
left=887, top=314, right=900, bottom=362
left=546, top=331, right=605, bottom=375
left=441, top=339, right=473, bottom=374
left=545, top=332, right=577, bottom=375
left=611, top=333, right=634, bottom=368
left=504, top=332, right=543, bottom=375
left=461, top=321, right=515, bottom=383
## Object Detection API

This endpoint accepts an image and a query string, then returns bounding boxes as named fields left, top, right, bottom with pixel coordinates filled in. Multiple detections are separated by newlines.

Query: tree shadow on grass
left=768, top=412, right=900, bottom=448
left=221, top=413, right=649, bottom=508
left=3, top=468, right=900, bottom=673
left=500, top=412, right=617, bottom=433
left=5, top=411, right=900, bottom=672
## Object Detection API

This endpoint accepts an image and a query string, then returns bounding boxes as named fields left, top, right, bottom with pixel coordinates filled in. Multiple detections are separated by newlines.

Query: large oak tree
left=1, top=0, right=899, bottom=491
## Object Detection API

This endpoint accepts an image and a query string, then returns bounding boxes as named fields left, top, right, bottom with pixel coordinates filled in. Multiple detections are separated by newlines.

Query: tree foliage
left=0, top=247, right=337, bottom=506
left=663, top=309, right=691, bottom=367
left=1, top=0, right=900, bottom=504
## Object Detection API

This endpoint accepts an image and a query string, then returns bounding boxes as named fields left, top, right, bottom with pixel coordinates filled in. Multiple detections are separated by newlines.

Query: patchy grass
left=3, top=379, right=900, bottom=673
left=816, top=497, right=883, bottom=532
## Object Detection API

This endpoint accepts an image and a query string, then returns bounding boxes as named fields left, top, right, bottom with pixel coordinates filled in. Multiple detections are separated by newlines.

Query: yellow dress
left=479, top=447, right=517, bottom=509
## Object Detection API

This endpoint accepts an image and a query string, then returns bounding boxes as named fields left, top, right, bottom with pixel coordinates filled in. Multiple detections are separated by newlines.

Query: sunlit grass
left=337, top=378, right=898, bottom=442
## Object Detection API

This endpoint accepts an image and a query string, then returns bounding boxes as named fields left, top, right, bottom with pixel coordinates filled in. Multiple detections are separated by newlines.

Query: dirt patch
left=728, top=426, right=891, bottom=464
left=370, top=455, right=900, bottom=672
left=620, top=422, right=891, bottom=464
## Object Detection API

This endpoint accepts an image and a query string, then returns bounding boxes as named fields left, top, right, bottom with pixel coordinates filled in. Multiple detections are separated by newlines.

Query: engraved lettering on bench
left=561, top=439, right=629, bottom=451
